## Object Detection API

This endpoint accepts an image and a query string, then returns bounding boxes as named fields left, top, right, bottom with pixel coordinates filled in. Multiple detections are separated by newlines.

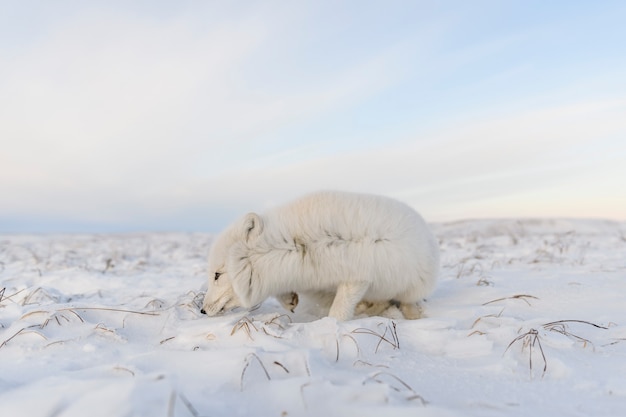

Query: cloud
left=0, top=4, right=424, bottom=230
left=2, top=2, right=625, bottom=232
left=179, top=97, right=626, bottom=223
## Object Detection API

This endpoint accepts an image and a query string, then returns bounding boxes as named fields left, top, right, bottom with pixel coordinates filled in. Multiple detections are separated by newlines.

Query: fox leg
left=328, top=282, right=369, bottom=321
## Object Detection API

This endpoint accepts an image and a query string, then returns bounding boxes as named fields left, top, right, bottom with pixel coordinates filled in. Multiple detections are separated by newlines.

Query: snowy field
left=1, top=219, right=625, bottom=417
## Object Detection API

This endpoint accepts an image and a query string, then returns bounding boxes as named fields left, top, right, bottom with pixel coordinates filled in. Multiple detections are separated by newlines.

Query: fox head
left=201, top=213, right=264, bottom=316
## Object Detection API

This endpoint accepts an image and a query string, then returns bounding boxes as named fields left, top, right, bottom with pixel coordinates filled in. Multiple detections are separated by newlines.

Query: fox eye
left=214, top=272, right=222, bottom=281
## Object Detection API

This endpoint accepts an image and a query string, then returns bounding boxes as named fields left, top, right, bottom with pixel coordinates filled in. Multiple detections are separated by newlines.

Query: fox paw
left=277, top=292, right=299, bottom=313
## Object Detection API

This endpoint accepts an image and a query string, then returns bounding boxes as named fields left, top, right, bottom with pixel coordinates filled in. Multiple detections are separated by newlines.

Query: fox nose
left=200, top=308, right=206, bottom=314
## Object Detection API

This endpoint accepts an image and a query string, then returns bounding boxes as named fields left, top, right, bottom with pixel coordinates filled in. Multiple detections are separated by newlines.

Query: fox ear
left=242, top=213, right=263, bottom=243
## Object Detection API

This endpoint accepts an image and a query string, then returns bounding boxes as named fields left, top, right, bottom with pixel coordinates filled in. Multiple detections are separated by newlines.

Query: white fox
left=201, top=191, right=439, bottom=321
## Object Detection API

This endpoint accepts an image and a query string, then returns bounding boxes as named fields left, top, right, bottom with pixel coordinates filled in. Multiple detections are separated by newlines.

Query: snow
left=1, top=219, right=625, bottom=416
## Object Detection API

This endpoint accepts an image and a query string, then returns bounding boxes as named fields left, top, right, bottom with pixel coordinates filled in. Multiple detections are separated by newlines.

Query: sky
left=1, top=1, right=625, bottom=233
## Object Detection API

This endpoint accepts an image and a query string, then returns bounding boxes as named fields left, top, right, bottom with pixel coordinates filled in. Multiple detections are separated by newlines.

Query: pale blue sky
left=1, top=1, right=625, bottom=233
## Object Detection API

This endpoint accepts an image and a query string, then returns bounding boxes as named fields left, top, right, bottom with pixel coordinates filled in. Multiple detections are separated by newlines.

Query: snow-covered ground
left=1, top=219, right=625, bottom=417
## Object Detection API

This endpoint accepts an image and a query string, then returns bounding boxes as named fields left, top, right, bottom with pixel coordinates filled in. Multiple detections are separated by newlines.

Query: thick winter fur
left=201, top=191, right=439, bottom=321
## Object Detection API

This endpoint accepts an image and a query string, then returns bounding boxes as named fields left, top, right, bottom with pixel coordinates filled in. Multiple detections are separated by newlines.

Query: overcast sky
left=1, top=1, right=625, bottom=233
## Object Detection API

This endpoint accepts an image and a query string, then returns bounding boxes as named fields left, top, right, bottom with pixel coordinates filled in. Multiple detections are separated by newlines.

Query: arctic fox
left=200, top=191, right=439, bottom=321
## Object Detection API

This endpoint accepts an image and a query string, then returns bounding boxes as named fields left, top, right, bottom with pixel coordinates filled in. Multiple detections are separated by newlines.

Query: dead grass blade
left=65, top=307, right=159, bottom=316
left=94, top=323, right=117, bottom=336
left=336, top=334, right=360, bottom=362
left=240, top=353, right=271, bottom=391
left=300, top=382, right=313, bottom=410
left=471, top=308, right=505, bottom=329
left=542, top=319, right=608, bottom=330
left=364, top=371, right=427, bottom=405
left=352, top=321, right=400, bottom=353
left=45, top=340, right=69, bottom=348
left=160, top=336, right=176, bottom=345
left=113, top=366, right=136, bottom=376
left=231, top=317, right=258, bottom=340
left=542, top=320, right=608, bottom=349
left=603, top=338, right=626, bottom=347
left=1, top=328, right=26, bottom=348
left=504, top=328, right=547, bottom=378
left=0, top=288, right=27, bottom=304
left=167, top=390, right=176, bottom=417
left=1, top=326, right=48, bottom=348
left=390, top=321, right=400, bottom=349
left=20, top=310, right=49, bottom=320
left=64, top=309, right=85, bottom=322
left=353, top=360, right=389, bottom=368
left=178, top=392, right=200, bottom=417
left=264, top=314, right=292, bottom=330
left=483, top=294, right=539, bottom=306
left=273, top=361, right=289, bottom=373
left=261, top=314, right=292, bottom=338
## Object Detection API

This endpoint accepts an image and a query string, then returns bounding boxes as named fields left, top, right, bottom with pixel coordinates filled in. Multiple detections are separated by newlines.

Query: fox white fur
left=201, top=191, right=439, bottom=321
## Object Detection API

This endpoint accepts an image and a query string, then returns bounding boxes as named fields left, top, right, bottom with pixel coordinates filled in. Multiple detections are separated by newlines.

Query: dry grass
left=335, top=334, right=360, bottom=362
left=455, top=261, right=486, bottom=279
left=542, top=320, right=608, bottom=350
left=174, top=291, right=205, bottom=314
left=240, top=353, right=271, bottom=391
left=231, top=317, right=259, bottom=340
left=351, top=321, right=400, bottom=353
left=160, top=336, right=176, bottom=345
left=470, top=308, right=505, bottom=331
left=0, top=326, right=48, bottom=348
left=167, top=390, right=200, bottom=417
left=504, top=319, right=609, bottom=378
left=21, top=309, right=86, bottom=328
left=363, top=371, right=427, bottom=405
left=353, top=360, right=389, bottom=368
left=504, top=328, right=547, bottom=379
left=113, top=366, right=136, bottom=376
left=264, top=314, right=292, bottom=330
left=604, top=338, right=626, bottom=347
left=68, top=306, right=160, bottom=316
left=273, top=361, right=290, bottom=374
left=333, top=321, right=400, bottom=362
left=229, top=315, right=295, bottom=341
left=483, top=294, right=539, bottom=307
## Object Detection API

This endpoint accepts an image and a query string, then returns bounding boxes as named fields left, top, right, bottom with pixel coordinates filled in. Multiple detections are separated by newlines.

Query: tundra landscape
left=1, top=218, right=625, bottom=416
